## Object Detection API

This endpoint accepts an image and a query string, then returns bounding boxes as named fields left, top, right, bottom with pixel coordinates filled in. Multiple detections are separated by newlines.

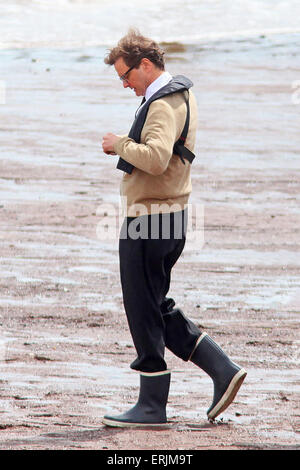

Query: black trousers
left=119, top=209, right=202, bottom=373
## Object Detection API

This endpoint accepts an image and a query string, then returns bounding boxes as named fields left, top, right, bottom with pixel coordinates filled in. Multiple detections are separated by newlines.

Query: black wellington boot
left=102, top=370, right=171, bottom=428
left=190, top=333, right=247, bottom=420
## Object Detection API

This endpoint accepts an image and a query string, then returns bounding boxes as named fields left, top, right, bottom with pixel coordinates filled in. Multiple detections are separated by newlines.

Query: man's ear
left=140, top=58, right=152, bottom=72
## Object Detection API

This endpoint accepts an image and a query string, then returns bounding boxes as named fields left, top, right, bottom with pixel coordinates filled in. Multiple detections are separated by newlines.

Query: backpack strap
left=116, top=97, right=146, bottom=174
left=173, top=91, right=195, bottom=165
left=117, top=156, right=134, bottom=173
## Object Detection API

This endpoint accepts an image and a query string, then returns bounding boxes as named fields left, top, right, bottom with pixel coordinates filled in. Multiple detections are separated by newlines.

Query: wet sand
left=0, top=43, right=299, bottom=450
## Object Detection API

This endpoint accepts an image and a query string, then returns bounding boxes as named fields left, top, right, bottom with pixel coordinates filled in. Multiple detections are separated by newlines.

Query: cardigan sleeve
left=113, top=99, right=177, bottom=176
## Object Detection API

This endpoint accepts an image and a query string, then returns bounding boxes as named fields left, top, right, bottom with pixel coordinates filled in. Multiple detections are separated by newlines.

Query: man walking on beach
left=101, top=29, right=246, bottom=428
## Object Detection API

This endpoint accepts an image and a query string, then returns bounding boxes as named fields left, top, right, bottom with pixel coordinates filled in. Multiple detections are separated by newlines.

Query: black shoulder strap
left=117, top=155, right=134, bottom=174
left=173, top=91, right=196, bottom=165
left=117, top=96, right=146, bottom=174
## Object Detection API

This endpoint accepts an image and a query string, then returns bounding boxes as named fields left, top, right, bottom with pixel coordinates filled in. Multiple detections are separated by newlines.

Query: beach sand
left=0, top=39, right=299, bottom=450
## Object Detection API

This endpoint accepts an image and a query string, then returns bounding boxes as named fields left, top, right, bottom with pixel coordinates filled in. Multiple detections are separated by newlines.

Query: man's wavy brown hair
left=104, top=29, right=165, bottom=70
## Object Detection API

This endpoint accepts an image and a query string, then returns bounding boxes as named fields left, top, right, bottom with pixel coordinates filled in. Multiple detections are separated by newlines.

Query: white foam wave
left=0, top=0, right=300, bottom=50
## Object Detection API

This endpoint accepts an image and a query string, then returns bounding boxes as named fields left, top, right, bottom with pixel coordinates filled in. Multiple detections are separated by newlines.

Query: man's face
left=114, top=57, right=148, bottom=97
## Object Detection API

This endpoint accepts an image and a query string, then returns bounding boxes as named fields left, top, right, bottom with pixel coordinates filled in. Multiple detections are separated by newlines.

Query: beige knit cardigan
left=113, top=90, right=198, bottom=217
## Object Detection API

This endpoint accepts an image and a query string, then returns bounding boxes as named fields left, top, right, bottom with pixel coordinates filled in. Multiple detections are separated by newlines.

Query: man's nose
left=123, top=80, right=130, bottom=88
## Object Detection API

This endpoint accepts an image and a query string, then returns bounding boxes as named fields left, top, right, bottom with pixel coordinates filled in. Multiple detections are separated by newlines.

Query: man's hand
left=102, top=133, right=119, bottom=155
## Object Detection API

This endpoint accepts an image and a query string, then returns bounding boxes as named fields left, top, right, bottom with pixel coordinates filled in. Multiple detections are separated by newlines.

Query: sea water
left=1, top=0, right=300, bottom=50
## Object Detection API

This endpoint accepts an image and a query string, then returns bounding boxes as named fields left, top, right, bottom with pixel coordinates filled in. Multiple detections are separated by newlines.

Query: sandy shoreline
left=0, top=44, right=300, bottom=449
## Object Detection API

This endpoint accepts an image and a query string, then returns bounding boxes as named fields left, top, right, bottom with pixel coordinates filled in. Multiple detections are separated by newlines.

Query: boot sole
left=207, top=368, right=247, bottom=420
left=102, top=417, right=170, bottom=429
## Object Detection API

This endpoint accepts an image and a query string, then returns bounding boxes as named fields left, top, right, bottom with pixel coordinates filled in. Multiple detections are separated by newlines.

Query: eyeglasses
left=119, top=61, right=140, bottom=83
